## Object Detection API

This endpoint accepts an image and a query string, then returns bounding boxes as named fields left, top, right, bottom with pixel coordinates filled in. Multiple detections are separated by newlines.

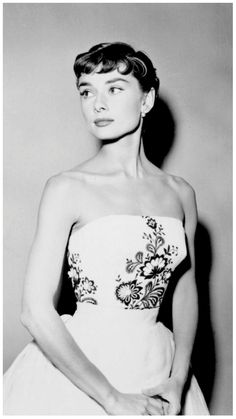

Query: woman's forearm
left=170, top=275, right=198, bottom=385
left=21, top=305, right=115, bottom=409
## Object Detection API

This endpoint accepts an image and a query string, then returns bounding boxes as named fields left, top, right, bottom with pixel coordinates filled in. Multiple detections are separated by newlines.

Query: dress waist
left=74, top=301, right=159, bottom=325
left=62, top=303, right=175, bottom=393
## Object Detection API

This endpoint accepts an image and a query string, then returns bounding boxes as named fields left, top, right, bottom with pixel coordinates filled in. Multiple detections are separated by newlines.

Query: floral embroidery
left=146, top=218, right=157, bottom=229
left=141, top=282, right=165, bottom=309
left=81, top=278, right=97, bottom=294
left=115, top=216, right=179, bottom=310
left=68, top=251, right=98, bottom=305
left=115, top=280, right=143, bottom=306
left=126, top=252, right=144, bottom=273
left=139, top=254, right=169, bottom=279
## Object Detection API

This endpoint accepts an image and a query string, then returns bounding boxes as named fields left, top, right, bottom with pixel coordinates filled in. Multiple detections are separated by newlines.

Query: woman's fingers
left=162, top=400, right=169, bottom=415
left=145, top=405, right=162, bottom=415
left=143, top=380, right=183, bottom=415
left=159, top=396, right=180, bottom=415
left=146, top=397, right=164, bottom=415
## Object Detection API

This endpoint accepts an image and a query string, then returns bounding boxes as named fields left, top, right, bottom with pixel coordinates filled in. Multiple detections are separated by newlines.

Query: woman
left=4, top=42, right=209, bottom=415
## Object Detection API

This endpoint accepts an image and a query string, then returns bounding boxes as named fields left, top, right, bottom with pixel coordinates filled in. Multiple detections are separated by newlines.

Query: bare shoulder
left=44, top=166, right=90, bottom=193
left=168, top=175, right=196, bottom=204
left=153, top=170, right=197, bottom=224
left=168, top=174, right=198, bottom=231
left=39, top=172, right=79, bottom=220
left=151, top=168, right=196, bottom=202
left=43, top=172, right=74, bottom=200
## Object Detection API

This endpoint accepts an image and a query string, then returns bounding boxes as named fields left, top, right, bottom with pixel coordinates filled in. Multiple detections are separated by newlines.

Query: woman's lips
left=94, top=119, right=114, bottom=127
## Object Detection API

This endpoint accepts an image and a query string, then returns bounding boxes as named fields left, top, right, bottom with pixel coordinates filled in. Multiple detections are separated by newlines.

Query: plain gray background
left=3, top=3, right=232, bottom=415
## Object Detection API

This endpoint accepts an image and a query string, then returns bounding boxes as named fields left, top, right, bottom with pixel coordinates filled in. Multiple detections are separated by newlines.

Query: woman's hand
left=104, top=389, right=164, bottom=415
left=142, top=377, right=184, bottom=415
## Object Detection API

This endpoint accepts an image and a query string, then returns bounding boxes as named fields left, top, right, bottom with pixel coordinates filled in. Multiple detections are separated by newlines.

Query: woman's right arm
left=21, top=175, right=116, bottom=409
left=21, top=175, right=162, bottom=415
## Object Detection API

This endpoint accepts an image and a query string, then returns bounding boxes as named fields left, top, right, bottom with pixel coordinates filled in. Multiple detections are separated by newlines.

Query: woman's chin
left=93, top=131, right=127, bottom=142
left=92, top=124, right=141, bottom=143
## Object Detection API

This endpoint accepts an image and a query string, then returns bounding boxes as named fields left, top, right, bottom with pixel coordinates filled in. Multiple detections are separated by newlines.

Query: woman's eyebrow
left=78, top=81, right=92, bottom=88
left=78, top=77, right=129, bottom=88
left=105, top=77, right=129, bottom=84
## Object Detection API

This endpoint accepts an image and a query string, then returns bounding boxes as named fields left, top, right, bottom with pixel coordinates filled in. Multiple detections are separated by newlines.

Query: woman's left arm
left=143, top=181, right=198, bottom=415
left=170, top=182, right=198, bottom=385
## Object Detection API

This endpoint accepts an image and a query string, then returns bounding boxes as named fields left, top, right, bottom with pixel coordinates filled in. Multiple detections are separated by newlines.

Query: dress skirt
left=4, top=307, right=209, bottom=415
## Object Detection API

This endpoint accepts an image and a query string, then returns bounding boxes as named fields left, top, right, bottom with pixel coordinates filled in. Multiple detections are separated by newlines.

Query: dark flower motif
left=146, top=218, right=157, bottom=229
left=140, top=254, right=169, bottom=279
left=81, top=278, right=97, bottom=294
left=115, top=280, right=142, bottom=306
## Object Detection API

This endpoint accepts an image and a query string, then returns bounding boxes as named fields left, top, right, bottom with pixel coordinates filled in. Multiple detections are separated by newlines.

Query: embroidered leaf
left=156, top=286, right=165, bottom=297
left=156, top=236, right=165, bottom=249
left=144, top=281, right=153, bottom=295
left=126, top=261, right=138, bottom=273
left=74, top=288, right=82, bottom=301
left=135, top=251, right=143, bottom=263
left=146, top=243, right=156, bottom=254
left=164, top=245, right=171, bottom=255
left=158, top=225, right=165, bottom=236
left=140, top=283, right=165, bottom=309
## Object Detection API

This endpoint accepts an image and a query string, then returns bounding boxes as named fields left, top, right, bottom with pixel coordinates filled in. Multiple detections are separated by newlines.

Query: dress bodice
left=67, top=215, right=187, bottom=314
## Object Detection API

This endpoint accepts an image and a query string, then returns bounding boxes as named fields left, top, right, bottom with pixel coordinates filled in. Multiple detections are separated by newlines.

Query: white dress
left=4, top=215, right=209, bottom=415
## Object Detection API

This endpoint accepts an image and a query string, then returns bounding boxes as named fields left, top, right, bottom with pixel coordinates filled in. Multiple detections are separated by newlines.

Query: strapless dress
left=3, top=215, right=209, bottom=414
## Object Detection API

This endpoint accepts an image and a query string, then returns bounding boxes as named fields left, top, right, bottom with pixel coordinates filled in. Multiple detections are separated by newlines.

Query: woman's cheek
left=126, top=99, right=142, bottom=116
left=81, top=106, right=92, bottom=124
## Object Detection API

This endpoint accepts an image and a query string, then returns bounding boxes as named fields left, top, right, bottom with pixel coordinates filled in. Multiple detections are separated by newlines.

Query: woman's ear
left=141, top=87, right=155, bottom=116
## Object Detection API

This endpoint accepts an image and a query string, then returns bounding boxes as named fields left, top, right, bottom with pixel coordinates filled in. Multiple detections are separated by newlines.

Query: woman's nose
left=93, top=93, right=108, bottom=113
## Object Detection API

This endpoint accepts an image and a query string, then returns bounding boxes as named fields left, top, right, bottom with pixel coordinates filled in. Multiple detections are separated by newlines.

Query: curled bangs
left=75, top=49, right=147, bottom=79
left=74, top=56, right=147, bottom=79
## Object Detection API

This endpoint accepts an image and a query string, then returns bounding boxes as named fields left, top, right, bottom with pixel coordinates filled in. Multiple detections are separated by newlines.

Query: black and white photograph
left=3, top=3, right=232, bottom=415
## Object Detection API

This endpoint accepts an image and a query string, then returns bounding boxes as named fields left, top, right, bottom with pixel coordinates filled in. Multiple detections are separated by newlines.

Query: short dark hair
left=73, top=42, right=160, bottom=99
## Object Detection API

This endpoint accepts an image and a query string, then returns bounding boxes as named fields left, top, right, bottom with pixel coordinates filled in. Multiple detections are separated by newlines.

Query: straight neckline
left=71, top=214, right=184, bottom=238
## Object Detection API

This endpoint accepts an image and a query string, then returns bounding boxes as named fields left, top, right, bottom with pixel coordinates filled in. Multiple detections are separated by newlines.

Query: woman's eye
left=109, top=86, right=123, bottom=94
left=80, top=90, right=93, bottom=98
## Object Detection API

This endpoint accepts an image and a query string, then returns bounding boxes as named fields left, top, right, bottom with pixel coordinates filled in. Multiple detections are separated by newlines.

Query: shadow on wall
left=142, top=96, right=176, bottom=167
left=192, top=223, right=215, bottom=407
left=56, top=96, right=215, bottom=408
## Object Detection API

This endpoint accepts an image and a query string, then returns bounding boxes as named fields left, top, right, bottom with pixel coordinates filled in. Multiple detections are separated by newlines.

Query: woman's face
left=78, top=67, right=146, bottom=140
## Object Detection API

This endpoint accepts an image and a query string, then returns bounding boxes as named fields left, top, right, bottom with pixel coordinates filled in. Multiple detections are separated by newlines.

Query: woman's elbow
left=20, top=303, right=39, bottom=331
left=20, top=299, right=53, bottom=331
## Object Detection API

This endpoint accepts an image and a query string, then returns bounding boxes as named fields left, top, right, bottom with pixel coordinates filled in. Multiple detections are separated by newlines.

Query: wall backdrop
left=3, top=3, right=232, bottom=415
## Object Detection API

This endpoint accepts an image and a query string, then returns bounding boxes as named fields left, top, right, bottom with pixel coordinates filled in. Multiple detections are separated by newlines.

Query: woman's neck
left=96, top=129, right=150, bottom=179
